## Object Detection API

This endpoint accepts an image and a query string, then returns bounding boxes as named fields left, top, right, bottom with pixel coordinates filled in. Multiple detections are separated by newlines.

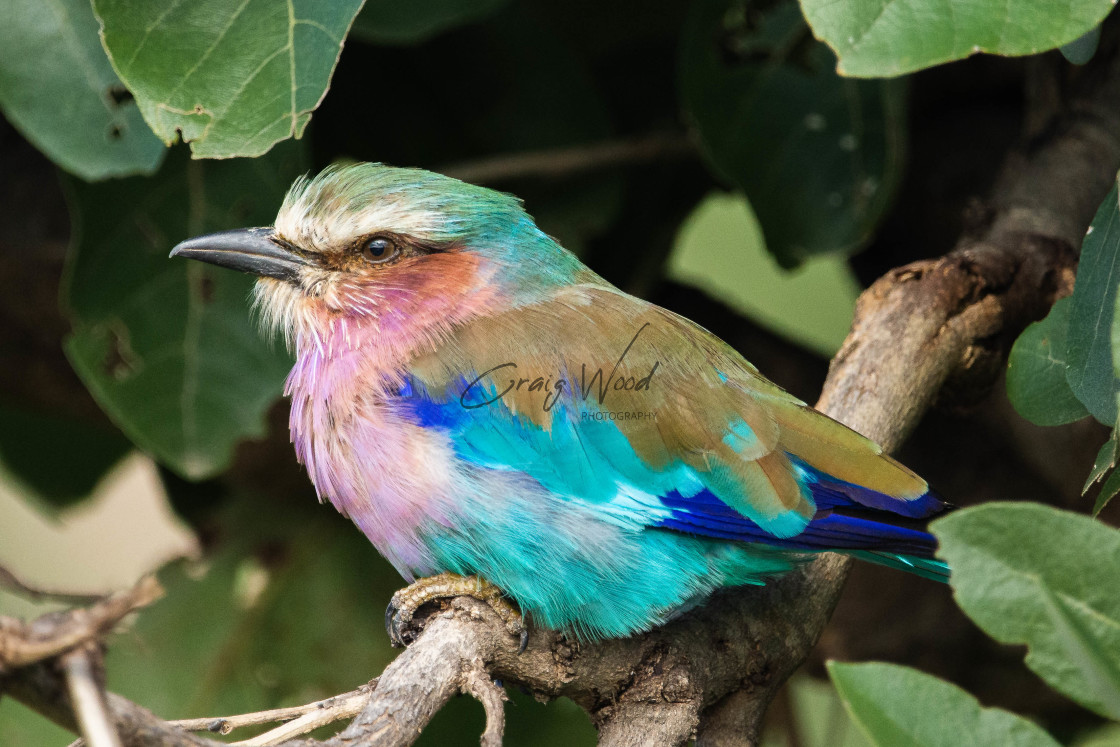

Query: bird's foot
left=385, top=572, right=527, bottom=651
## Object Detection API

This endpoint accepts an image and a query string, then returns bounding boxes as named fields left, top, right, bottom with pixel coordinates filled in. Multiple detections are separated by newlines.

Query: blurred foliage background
left=3, top=0, right=1120, bottom=744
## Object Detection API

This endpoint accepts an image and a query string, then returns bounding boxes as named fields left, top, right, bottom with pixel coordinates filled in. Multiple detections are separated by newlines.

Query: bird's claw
left=384, top=572, right=528, bottom=652
left=384, top=600, right=412, bottom=648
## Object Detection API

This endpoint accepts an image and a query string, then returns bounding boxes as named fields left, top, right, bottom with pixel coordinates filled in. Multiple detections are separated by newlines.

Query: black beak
left=169, top=227, right=310, bottom=282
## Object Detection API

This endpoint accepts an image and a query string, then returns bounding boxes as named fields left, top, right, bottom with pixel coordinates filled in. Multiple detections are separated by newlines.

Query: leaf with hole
left=92, top=0, right=364, bottom=158
left=0, top=0, right=164, bottom=180
left=63, top=145, right=302, bottom=479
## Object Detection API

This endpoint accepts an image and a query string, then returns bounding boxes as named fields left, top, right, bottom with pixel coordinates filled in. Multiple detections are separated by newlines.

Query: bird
left=170, top=163, right=949, bottom=644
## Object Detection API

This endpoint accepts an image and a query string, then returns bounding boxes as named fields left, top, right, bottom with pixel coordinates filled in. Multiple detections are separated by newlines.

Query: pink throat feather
left=278, top=254, right=502, bottom=575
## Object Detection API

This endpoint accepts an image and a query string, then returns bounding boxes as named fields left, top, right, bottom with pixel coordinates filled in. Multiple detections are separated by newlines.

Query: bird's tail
left=791, top=508, right=951, bottom=583
left=656, top=454, right=953, bottom=582
left=844, top=549, right=950, bottom=583
left=794, top=457, right=952, bottom=583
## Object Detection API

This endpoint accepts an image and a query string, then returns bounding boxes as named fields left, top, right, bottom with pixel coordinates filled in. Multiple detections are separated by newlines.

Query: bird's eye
left=362, top=237, right=399, bottom=264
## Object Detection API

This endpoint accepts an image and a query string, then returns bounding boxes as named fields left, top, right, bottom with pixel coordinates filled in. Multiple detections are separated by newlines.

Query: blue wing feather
left=395, top=373, right=948, bottom=579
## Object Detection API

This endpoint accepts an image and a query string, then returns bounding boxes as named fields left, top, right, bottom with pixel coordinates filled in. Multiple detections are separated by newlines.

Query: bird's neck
left=289, top=272, right=503, bottom=388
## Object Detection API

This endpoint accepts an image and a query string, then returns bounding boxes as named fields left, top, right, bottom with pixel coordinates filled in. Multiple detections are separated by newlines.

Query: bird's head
left=170, top=163, right=585, bottom=350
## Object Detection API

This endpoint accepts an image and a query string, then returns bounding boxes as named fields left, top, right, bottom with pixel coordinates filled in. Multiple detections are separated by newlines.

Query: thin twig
left=62, top=646, right=122, bottom=747
left=0, top=576, right=163, bottom=670
left=232, top=690, right=369, bottom=746
left=333, top=603, right=483, bottom=746
left=0, top=564, right=103, bottom=606
left=440, top=132, right=695, bottom=185
left=170, top=686, right=372, bottom=737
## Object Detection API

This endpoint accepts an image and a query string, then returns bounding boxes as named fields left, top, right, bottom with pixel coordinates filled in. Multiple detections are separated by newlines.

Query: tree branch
left=0, top=564, right=104, bottom=606
left=62, top=645, right=122, bottom=747
left=169, top=686, right=372, bottom=741
left=440, top=132, right=695, bottom=185
left=6, top=663, right=229, bottom=747
left=0, top=576, right=162, bottom=671
left=233, top=692, right=368, bottom=747
left=460, top=660, right=507, bottom=747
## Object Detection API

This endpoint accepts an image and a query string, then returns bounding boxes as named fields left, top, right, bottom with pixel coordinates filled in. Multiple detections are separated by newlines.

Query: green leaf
left=1112, top=274, right=1120, bottom=379
left=0, top=0, right=164, bottom=180
left=92, top=0, right=364, bottom=159
left=0, top=402, right=130, bottom=510
left=1083, top=431, right=1118, bottom=494
left=667, top=192, right=861, bottom=356
left=1061, top=26, right=1102, bottom=66
left=1006, top=296, right=1090, bottom=426
left=351, top=0, right=510, bottom=45
left=63, top=146, right=300, bottom=480
left=1067, top=180, right=1120, bottom=425
left=680, top=0, right=905, bottom=267
left=800, top=0, right=1116, bottom=78
left=1093, top=466, right=1120, bottom=517
left=1103, top=289, right=1120, bottom=514
left=828, top=662, right=1058, bottom=747
left=934, top=503, right=1120, bottom=719
left=1073, top=723, right=1120, bottom=747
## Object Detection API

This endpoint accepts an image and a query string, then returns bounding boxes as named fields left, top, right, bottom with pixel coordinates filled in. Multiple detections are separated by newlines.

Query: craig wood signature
left=459, top=323, right=660, bottom=412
